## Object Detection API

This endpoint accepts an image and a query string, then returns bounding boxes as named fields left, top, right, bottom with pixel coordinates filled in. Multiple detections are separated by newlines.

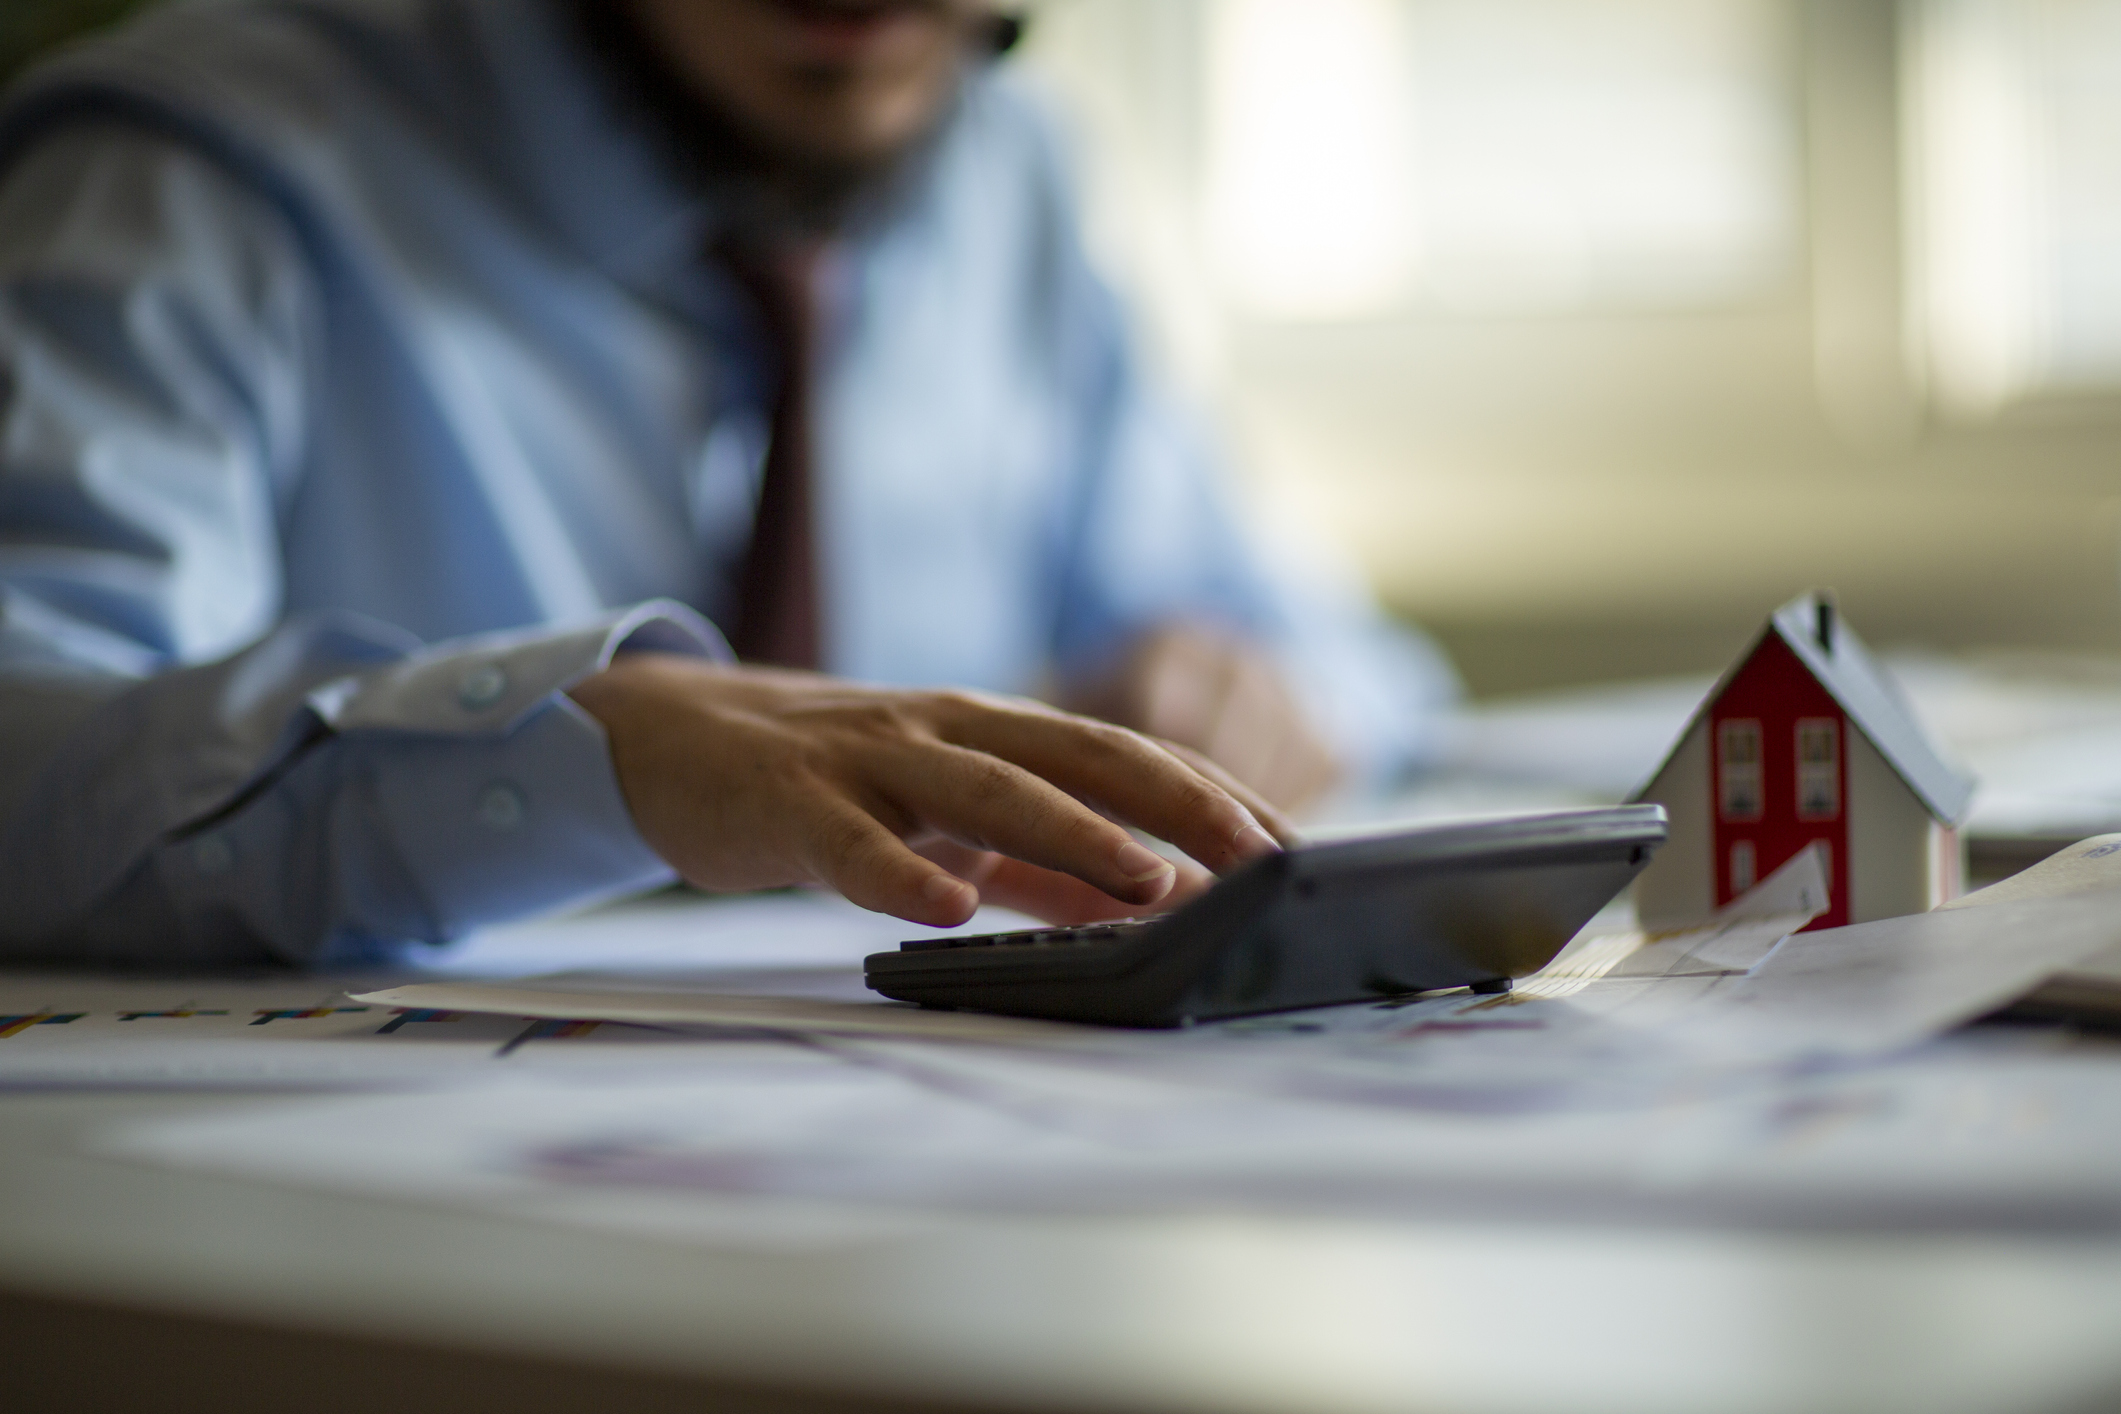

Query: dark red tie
left=718, top=240, right=822, bottom=670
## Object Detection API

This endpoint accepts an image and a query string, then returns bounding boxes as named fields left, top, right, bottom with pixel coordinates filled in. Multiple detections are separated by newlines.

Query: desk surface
left=8, top=1070, right=2121, bottom=1414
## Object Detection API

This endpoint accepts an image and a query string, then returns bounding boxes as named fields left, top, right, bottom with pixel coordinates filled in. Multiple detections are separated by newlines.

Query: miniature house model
left=1633, top=593, right=1973, bottom=931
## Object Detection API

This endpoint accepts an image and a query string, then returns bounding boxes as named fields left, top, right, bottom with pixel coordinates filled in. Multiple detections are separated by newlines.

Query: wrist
left=567, top=651, right=716, bottom=726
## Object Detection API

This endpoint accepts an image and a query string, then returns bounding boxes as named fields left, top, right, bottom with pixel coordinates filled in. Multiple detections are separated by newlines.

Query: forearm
left=0, top=601, right=725, bottom=966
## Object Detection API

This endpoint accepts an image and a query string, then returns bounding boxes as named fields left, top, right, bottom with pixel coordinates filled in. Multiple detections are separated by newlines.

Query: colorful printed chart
left=248, top=1006, right=373, bottom=1026
left=0, top=1013, right=84, bottom=1039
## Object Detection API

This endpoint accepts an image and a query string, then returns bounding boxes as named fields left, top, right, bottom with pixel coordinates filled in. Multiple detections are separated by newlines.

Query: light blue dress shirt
left=0, top=0, right=1455, bottom=966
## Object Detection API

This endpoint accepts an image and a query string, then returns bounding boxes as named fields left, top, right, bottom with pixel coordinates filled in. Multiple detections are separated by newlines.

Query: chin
left=785, top=81, right=951, bottom=163
left=624, top=0, right=978, bottom=180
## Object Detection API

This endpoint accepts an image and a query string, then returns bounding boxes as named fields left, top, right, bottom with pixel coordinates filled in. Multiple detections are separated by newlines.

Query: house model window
left=1717, top=719, right=1763, bottom=820
left=1795, top=717, right=1841, bottom=821
left=1632, top=593, right=1973, bottom=932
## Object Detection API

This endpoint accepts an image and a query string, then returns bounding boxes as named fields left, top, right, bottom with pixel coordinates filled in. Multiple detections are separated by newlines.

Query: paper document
left=0, top=968, right=756, bottom=1089
left=78, top=847, right=2121, bottom=1241
left=433, top=888, right=1040, bottom=976
left=1938, top=833, right=2121, bottom=1020
left=1524, top=842, right=1827, bottom=999
left=357, top=848, right=1830, bottom=1041
left=1592, top=891, right=2121, bottom=1058
left=345, top=839, right=2111, bottom=1065
left=0, top=891, right=1047, bottom=1088
left=1943, top=833, right=2121, bottom=912
left=349, top=976, right=1095, bottom=1046
left=100, top=1028, right=2121, bottom=1240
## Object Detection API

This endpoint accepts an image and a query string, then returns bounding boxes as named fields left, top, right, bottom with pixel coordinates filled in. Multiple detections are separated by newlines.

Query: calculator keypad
left=899, top=921, right=1149, bottom=953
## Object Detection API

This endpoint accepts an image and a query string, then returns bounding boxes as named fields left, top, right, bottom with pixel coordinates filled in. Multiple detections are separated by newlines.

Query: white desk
left=7, top=1079, right=2121, bottom=1414
left=7, top=885, right=2121, bottom=1414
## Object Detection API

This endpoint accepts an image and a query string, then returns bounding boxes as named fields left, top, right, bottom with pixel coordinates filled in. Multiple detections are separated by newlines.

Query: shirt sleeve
left=0, top=123, right=720, bottom=966
left=3, top=602, right=725, bottom=967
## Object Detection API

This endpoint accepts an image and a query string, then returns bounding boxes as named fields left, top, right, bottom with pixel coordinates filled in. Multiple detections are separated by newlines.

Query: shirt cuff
left=307, top=598, right=730, bottom=736
left=144, top=601, right=730, bottom=964
left=320, top=600, right=731, bottom=952
left=359, top=695, right=675, bottom=953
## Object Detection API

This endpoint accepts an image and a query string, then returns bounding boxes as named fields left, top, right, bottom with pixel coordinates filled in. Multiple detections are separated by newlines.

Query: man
left=0, top=0, right=1454, bottom=966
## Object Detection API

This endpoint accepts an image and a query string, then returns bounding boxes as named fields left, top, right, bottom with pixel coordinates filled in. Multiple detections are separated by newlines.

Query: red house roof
left=1636, top=592, right=1975, bottom=825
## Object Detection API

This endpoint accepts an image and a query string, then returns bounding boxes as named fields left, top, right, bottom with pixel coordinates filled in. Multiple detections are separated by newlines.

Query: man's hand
left=1071, top=626, right=1343, bottom=814
left=568, top=655, right=1293, bottom=928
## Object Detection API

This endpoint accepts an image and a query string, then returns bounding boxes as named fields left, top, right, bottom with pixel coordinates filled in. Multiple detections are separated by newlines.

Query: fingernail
left=922, top=873, right=971, bottom=905
left=1233, top=823, right=1280, bottom=861
left=1116, top=840, right=1177, bottom=883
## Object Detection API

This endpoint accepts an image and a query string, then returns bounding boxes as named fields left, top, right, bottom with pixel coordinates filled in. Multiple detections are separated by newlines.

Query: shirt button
left=475, top=782, right=526, bottom=832
left=457, top=664, right=509, bottom=710
left=191, top=836, right=235, bottom=875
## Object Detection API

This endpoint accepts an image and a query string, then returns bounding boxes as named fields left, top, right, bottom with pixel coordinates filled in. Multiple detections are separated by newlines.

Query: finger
left=972, top=856, right=1151, bottom=925
left=1149, top=737, right=1303, bottom=847
left=796, top=795, right=980, bottom=928
left=981, top=852, right=1218, bottom=925
left=918, top=841, right=1215, bottom=925
left=932, top=701, right=1283, bottom=874
left=1159, top=854, right=1217, bottom=906
left=871, top=740, right=1181, bottom=909
left=912, top=837, right=1007, bottom=887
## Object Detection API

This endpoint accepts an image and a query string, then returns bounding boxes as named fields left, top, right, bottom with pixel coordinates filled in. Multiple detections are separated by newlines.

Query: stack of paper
left=27, top=843, right=2121, bottom=1247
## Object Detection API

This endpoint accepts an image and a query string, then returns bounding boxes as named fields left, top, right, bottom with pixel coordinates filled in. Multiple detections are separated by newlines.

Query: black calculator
left=864, top=804, right=1667, bottom=1027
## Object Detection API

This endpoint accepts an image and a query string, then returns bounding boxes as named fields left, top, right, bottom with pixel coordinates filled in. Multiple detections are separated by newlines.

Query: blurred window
left=1911, top=0, right=2121, bottom=410
left=1203, top=0, right=1798, bottom=319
